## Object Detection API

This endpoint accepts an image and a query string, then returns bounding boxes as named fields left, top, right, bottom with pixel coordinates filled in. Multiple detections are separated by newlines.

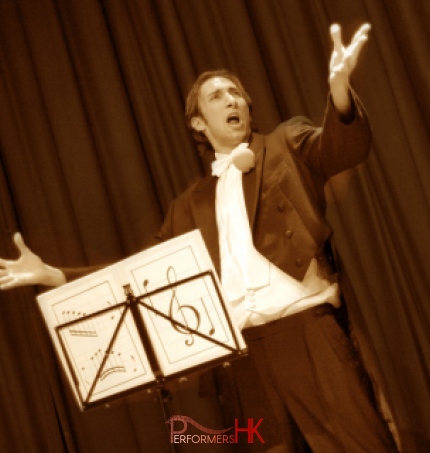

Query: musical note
left=140, top=279, right=158, bottom=317
left=130, top=354, right=137, bottom=372
left=88, top=349, right=128, bottom=381
left=62, top=305, right=121, bottom=337
left=167, top=266, right=200, bottom=346
left=201, top=297, right=215, bottom=336
left=63, top=310, right=97, bottom=337
left=100, top=351, right=126, bottom=381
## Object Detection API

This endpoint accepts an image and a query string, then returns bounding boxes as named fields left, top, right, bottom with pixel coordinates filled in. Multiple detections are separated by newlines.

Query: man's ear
left=191, top=116, right=205, bottom=132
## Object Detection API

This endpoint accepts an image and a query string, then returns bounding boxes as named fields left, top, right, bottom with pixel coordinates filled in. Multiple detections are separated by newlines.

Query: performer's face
left=191, top=76, right=251, bottom=154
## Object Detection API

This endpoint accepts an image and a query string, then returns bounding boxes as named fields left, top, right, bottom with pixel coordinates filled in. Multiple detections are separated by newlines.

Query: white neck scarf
left=213, top=144, right=269, bottom=301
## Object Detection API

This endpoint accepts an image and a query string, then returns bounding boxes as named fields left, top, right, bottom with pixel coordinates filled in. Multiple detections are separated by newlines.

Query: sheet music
left=37, top=230, right=246, bottom=410
left=127, top=243, right=244, bottom=376
left=38, top=275, right=155, bottom=408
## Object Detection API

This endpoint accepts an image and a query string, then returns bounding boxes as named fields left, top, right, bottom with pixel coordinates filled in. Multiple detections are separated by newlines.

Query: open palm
left=0, top=233, right=63, bottom=289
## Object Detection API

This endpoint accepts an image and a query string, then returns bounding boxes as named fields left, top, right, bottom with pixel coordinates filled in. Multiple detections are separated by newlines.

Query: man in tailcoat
left=0, top=23, right=398, bottom=452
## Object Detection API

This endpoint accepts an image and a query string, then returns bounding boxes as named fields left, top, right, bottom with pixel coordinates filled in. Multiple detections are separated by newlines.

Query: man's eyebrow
left=207, top=85, right=239, bottom=98
left=207, top=88, right=222, bottom=98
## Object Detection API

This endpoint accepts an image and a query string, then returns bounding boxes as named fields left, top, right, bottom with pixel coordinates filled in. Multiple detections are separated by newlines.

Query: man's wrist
left=44, top=265, right=66, bottom=287
left=330, top=86, right=355, bottom=123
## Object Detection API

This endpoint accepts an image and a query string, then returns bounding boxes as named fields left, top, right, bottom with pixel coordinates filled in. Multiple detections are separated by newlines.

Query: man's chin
left=228, top=127, right=249, bottom=142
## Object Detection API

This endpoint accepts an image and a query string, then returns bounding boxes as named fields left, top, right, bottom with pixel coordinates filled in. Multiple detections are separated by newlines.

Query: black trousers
left=218, top=304, right=398, bottom=453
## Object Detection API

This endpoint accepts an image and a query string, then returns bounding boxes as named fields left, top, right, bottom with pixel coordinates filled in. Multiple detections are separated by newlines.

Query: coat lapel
left=243, top=133, right=265, bottom=229
left=189, top=175, right=220, bottom=272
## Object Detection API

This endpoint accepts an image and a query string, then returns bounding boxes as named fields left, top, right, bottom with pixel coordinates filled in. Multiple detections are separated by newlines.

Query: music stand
left=38, top=231, right=247, bottom=410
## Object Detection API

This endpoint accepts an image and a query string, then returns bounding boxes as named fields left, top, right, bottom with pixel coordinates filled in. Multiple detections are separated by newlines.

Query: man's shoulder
left=261, top=116, right=316, bottom=151
left=268, top=116, right=315, bottom=136
left=173, top=175, right=214, bottom=202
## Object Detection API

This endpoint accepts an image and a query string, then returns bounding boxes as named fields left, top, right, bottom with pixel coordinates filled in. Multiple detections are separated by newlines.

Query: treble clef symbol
left=167, top=266, right=200, bottom=346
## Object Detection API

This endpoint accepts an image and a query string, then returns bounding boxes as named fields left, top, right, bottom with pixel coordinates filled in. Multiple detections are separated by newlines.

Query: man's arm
left=285, top=23, right=372, bottom=179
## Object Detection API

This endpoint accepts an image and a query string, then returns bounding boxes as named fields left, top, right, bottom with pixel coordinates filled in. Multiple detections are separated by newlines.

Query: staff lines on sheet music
left=63, top=307, right=146, bottom=381
left=62, top=314, right=151, bottom=398
left=128, top=245, right=231, bottom=358
left=126, top=244, right=237, bottom=370
left=129, top=245, right=199, bottom=295
left=52, top=280, right=119, bottom=328
left=146, top=289, right=228, bottom=343
left=128, top=245, right=231, bottom=364
left=54, top=286, right=151, bottom=398
left=140, top=274, right=232, bottom=366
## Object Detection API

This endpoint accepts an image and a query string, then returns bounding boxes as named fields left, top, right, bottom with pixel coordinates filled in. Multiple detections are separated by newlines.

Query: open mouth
left=227, top=113, right=240, bottom=125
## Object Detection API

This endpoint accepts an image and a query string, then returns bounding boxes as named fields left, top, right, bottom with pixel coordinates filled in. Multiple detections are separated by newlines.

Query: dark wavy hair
left=185, top=70, right=255, bottom=157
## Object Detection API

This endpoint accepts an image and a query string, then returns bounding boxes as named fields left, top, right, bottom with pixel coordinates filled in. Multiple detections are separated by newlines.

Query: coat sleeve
left=60, top=264, right=106, bottom=283
left=284, top=89, right=372, bottom=182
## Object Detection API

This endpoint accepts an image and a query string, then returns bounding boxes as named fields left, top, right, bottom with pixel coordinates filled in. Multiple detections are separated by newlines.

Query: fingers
left=13, top=232, right=27, bottom=253
left=329, top=22, right=371, bottom=78
left=0, top=274, right=16, bottom=290
left=346, top=23, right=371, bottom=71
left=0, top=270, right=17, bottom=290
left=0, top=268, right=15, bottom=288
left=330, top=23, right=343, bottom=54
left=350, top=23, right=370, bottom=52
left=352, top=23, right=371, bottom=44
left=0, top=232, right=26, bottom=271
left=330, top=22, right=371, bottom=52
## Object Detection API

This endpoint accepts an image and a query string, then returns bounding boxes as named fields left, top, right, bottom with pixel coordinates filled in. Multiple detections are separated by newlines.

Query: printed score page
left=124, top=231, right=246, bottom=377
left=37, top=270, right=155, bottom=409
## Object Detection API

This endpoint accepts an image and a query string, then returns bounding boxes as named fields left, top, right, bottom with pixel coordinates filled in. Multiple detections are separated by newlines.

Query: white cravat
left=212, top=144, right=270, bottom=301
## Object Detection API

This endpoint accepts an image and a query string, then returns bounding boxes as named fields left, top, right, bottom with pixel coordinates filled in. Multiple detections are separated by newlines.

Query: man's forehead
left=200, top=77, right=238, bottom=95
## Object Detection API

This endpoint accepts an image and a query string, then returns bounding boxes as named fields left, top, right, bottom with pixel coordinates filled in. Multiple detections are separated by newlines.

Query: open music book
left=37, top=230, right=247, bottom=410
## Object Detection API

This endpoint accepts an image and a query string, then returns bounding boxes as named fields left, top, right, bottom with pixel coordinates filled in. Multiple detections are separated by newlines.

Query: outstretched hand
left=0, top=233, right=66, bottom=290
left=329, top=23, right=371, bottom=114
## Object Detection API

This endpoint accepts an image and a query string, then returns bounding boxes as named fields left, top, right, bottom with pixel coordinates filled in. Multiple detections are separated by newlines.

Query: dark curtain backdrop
left=0, top=0, right=429, bottom=452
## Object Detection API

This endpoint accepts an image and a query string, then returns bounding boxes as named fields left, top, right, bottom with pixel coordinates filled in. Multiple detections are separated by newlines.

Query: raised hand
left=0, top=233, right=65, bottom=290
left=329, top=23, right=371, bottom=114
